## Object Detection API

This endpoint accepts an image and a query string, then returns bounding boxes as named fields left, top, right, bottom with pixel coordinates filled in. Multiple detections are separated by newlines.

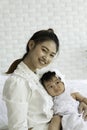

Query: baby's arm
left=71, top=92, right=87, bottom=104
left=48, top=115, right=61, bottom=130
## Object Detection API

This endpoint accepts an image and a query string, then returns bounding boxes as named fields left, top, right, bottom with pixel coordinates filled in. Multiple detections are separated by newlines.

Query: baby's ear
left=58, top=77, right=61, bottom=80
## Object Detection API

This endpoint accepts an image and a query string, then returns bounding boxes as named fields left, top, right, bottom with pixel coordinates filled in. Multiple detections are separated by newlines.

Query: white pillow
left=65, top=80, right=87, bottom=97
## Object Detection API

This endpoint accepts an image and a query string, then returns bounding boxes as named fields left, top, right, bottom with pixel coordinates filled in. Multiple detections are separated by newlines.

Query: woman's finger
left=83, top=110, right=87, bottom=121
left=78, top=102, right=84, bottom=113
left=78, top=102, right=87, bottom=121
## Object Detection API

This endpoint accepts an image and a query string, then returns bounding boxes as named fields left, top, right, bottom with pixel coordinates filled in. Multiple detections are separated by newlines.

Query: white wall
left=0, top=0, right=87, bottom=79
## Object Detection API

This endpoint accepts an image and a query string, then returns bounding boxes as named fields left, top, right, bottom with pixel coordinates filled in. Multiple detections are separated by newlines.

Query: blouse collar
left=14, top=61, right=39, bottom=80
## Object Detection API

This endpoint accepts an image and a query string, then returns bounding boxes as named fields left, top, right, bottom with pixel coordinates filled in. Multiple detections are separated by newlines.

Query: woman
left=3, top=29, right=87, bottom=130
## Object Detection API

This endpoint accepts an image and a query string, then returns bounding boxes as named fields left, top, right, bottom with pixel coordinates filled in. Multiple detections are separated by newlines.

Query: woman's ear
left=28, top=40, right=35, bottom=50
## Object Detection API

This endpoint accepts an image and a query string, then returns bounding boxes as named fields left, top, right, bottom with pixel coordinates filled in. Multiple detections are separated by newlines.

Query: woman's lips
left=39, top=59, right=46, bottom=65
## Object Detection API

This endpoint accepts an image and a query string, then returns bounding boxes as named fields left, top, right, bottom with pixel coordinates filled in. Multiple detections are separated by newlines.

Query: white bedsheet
left=0, top=74, right=87, bottom=129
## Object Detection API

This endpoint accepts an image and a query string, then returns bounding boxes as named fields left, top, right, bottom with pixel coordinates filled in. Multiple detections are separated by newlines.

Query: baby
left=40, top=71, right=87, bottom=130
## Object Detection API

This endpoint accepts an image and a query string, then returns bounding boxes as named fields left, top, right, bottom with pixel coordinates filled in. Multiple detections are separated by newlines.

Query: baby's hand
left=48, top=115, right=61, bottom=130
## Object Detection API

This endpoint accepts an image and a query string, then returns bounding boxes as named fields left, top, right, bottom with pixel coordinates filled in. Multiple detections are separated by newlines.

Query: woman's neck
left=23, top=56, right=36, bottom=73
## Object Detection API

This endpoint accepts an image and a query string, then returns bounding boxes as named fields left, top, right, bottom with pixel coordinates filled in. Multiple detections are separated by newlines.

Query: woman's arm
left=48, top=115, right=62, bottom=130
left=71, top=92, right=87, bottom=121
left=3, top=77, right=31, bottom=130
left=78, top=102, right=87, bottom=121
left=71, top=92, right=87, bottom=104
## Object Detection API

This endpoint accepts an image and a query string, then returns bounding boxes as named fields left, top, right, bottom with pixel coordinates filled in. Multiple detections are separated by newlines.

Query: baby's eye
left=49, top=86, right=53, bottom=88
left=56, top=81, right=59, bottom=84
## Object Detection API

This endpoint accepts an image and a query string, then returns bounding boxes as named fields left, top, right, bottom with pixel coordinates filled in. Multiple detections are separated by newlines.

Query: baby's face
left=44, top=76, right=65, bottom=97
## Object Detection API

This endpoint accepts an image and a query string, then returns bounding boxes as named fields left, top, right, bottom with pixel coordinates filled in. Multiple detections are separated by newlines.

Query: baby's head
left=40, top=71, right=65, bottom=97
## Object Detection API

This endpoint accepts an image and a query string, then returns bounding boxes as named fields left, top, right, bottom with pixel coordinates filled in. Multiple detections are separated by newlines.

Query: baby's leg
left=48, top=115, right=61, bottom=130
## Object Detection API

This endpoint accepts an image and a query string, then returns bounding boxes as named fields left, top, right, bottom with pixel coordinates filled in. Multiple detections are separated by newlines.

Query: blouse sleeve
left=3, top=76, right=31, bottom=130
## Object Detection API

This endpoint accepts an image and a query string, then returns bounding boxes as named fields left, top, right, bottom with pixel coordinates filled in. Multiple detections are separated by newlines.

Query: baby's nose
left=54, top=85, right=58, bottom=90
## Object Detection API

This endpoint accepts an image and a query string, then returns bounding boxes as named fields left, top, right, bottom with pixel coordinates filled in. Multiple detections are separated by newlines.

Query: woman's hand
left=78, top=102, right=87, bottom=121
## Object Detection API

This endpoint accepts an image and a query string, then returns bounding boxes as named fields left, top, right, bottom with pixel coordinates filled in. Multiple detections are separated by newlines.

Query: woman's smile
left=39, top=58, right=46, bottom=65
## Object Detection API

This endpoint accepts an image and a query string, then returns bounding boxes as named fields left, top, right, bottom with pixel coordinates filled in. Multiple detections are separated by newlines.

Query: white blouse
left=3, top=62, right=53, bottom=130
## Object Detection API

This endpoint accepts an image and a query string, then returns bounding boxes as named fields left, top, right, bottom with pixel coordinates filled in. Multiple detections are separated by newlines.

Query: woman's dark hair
left=40, top=71, right=56, bottom=87
left=6, top=28, right=59, bottom=74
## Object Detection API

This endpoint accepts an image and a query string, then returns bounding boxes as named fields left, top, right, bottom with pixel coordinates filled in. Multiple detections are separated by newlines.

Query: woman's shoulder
left=4, top=74, right=29, bottom=91
left=5, top=73, right=27, bottom=85
left=3, top=74, right=31, bottom=102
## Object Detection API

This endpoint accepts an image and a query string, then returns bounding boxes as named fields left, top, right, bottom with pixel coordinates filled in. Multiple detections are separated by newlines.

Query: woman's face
left=28, top=40, right=57, bottom=71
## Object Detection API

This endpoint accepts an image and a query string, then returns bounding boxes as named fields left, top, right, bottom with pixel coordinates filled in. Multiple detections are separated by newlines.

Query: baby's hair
left=40, top=71, right=56, bottom=86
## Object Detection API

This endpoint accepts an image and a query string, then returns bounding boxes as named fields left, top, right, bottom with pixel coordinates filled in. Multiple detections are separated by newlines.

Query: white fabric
left=53, top=89, right=87, bottom=130
left=2, top=62, right=53, bottom=130
left=0, top=74, right=8, bottom=129
left=0, top=66, right=87, bottom=130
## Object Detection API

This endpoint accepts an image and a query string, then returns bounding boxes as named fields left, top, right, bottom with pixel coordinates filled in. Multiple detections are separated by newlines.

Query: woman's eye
left=42, top=48, right=47, bottom=53
left=50, top=54, right=55, bottom=58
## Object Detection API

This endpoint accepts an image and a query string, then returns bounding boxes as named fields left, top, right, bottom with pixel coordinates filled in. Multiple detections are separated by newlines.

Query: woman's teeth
left=39, top=59, right=46, bottom=65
